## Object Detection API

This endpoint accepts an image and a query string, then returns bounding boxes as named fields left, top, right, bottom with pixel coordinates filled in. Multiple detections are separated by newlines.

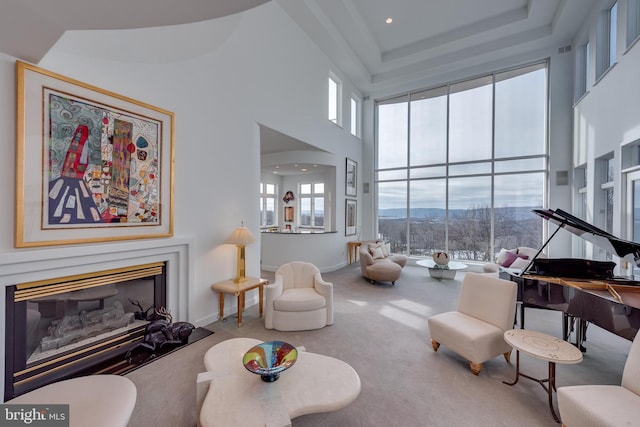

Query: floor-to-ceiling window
left=375, top=61, right=548, bottom=261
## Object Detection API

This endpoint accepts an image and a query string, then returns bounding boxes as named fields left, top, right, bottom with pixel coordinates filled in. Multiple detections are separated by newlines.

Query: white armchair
left=558, top=333, right=640, bottom=426
left=428, top=272, right=517, bottom=375
left=264, top=261, right=334, bottom=331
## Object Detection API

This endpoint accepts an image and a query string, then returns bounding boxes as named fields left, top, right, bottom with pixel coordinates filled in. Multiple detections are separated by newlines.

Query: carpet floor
left=125, top=263, right=631, bottom=427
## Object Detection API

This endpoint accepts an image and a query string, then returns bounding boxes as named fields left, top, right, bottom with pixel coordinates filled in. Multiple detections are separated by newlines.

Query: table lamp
left=225, top=222, right=256, bottom=283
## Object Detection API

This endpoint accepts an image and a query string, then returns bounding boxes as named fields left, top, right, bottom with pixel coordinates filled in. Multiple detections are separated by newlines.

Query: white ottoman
left=6, top=375, right=137, bottom=427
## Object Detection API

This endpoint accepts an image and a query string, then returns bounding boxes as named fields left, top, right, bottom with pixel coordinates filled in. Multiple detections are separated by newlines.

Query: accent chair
left=428, top=272, right=517, bottom=375
left=557, top=332, right=640, bottom=426
left=264, top=261, right=333, bottom=331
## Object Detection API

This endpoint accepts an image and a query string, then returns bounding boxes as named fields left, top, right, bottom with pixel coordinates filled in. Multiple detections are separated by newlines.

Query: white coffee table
left=198, top=338, right=361, bottom=427
left=416, top=259, right=468, bottom=279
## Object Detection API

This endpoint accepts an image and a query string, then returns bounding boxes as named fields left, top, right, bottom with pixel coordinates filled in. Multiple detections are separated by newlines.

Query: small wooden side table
left=347, top=241, right=361, bottom=264
left=503, top=329, right=583, bottom=423
left=211, top=277, right=268, bottom=327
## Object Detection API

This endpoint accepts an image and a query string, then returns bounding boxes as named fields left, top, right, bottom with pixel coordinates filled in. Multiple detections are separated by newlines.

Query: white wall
left=572, top=0, right=640, bottom=267
left=0, top=2, right=362, bottom=390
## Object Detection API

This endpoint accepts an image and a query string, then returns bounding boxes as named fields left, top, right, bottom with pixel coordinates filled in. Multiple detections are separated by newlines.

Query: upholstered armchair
left=557, top=333, right=640, bottom=426
left=264, top=261, right=333, bottom=331
left=428, top=272, right=517, bottom=375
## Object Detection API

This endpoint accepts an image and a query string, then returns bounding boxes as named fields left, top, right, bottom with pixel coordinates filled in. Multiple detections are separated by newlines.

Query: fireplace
left=5, top=262, right=166, bottom=400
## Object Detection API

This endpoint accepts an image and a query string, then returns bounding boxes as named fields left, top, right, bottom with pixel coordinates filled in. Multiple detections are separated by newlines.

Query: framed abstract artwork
left=15, top=61, right=175, bottom=247
left=345, top=199, right=357, bottom=236
left=346, top=158, right=357, bottom=197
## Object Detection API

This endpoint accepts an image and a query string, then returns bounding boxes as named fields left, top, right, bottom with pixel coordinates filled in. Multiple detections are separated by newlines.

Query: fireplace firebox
left=4, top=262, right=166, bottom=400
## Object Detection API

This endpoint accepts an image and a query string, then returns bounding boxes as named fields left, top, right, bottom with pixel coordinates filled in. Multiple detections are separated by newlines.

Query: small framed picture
left=345, top=199, right=357, bottom=236
left=346, top=158, right=357, bottom=197
left=284, top=206, right=294, bottom=222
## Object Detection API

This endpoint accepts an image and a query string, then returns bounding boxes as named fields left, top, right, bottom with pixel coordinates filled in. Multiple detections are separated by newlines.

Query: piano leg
left=564, top=314, right=587, bottom=352
left=576, top=319, right=588, bottom=352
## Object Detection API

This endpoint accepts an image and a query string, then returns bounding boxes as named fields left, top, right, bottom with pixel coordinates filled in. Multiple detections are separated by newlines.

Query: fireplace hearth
left=5, top=262, right=166, bottom=400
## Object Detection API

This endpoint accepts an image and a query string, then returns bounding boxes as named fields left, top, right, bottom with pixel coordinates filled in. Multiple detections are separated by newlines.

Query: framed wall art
left=284, top=206, right=294, bottom=222
left=345, top=199, right=357, bottom=236
left=15, top=61, right=175, bottom=247
left=346, top=158, right=357, bottom=197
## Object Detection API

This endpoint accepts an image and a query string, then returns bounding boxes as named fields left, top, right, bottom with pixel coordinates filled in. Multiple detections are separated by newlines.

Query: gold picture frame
left=15, top=61, right=174, bottom=247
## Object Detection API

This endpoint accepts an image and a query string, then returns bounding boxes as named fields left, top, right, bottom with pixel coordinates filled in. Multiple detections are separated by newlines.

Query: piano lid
left=533, top=208, right=640, bottom=265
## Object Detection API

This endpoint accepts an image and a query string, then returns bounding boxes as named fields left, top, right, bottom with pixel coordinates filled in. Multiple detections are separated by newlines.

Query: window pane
left=259, top=196, right=264, bottom=225
left=409, top=179, right=446, bottom=256
left=448, top=176, right=491, bottom=261
left=314, top=183, right=324, bottom=194
left=495, top=67, right=547, bottom=158
left=448, top=162, right=491, bottom=176
left=351, top=97, right=357, bottom=136
left=627, top=0, right=640, bottom=47
left=300, top=198, right=311, bottom=226
left=300, top=183, right=311, bottom=194
left=378, top=181, right=407, bottom=253
left=449, top=77, right=493, bottom=162
left=494, top=173, right=544, bottom=250
left=329, top=77, right=338, bottom=123
left=265, top=184, right=275, bottom=194
left=610, top=2, right=618, bottom=66
left=410, top=166, right=446, bottom=179
left=266, top=198, right=275, bottom=226
left=495, top=157, right=546, bottom=173
left=377, top=169, right=407, bottom=181
left=314, top=197, right=324, bottom=226
left=410, top=90, right=447, bottom=166
left=378, top=100, right=408, bottom=169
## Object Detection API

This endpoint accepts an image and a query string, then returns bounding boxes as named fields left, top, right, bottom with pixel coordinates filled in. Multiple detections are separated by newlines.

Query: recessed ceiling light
left=385, top=18, right=393, bottom=24
left=273, top=171, right=278, bottom=174
left=301, top=168, right=307, bottom=172
left=275, top=165, right=280, bottom=168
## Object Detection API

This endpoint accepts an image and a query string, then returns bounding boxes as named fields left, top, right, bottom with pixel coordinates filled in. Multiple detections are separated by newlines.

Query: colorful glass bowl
left=243, top=340, right=298, bottom=382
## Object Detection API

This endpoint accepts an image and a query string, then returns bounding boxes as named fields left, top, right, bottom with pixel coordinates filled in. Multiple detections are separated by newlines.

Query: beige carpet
left=125, top=263, right=632, bottom=426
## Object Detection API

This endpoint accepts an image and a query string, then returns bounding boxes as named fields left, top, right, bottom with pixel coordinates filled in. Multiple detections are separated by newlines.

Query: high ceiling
left=1, top=0, right=595, bottom=95
left=278, top=0, right=596, bottom=95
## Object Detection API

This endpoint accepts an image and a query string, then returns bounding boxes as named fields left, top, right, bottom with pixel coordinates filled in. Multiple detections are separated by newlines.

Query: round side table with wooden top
left=503, top=329, right=583, bottom=423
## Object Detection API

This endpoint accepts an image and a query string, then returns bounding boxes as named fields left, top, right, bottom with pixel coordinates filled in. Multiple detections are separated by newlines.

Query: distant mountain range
left=379, top=206, right=541, bottom=221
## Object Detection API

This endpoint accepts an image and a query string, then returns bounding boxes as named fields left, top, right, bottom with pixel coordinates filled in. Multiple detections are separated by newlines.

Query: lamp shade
left=225, top=226, right=256, bottom=246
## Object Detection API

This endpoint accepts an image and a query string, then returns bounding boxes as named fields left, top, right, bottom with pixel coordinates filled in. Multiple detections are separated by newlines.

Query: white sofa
left=482, top=246, right=541, bottom=273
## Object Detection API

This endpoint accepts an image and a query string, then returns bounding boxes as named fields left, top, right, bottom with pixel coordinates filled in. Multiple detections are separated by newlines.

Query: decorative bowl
left=432, top=251, right=450, bottom=266
left=243, top=340, right=298, bottom=382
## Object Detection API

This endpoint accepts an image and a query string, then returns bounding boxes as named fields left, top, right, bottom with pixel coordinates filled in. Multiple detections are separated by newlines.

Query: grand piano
left=500, top=208, right=640, bottom=351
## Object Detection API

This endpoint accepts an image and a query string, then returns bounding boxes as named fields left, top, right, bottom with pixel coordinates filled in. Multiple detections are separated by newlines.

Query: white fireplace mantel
left=0, top=236, right=195, bottom=397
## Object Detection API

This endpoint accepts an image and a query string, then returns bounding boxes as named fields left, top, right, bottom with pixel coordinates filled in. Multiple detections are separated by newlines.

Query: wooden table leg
left=237, top=292, right=243, bottom=327
left=259, top=284, right=264, bottom=317
left=218, top=293, right=225, bottom=320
